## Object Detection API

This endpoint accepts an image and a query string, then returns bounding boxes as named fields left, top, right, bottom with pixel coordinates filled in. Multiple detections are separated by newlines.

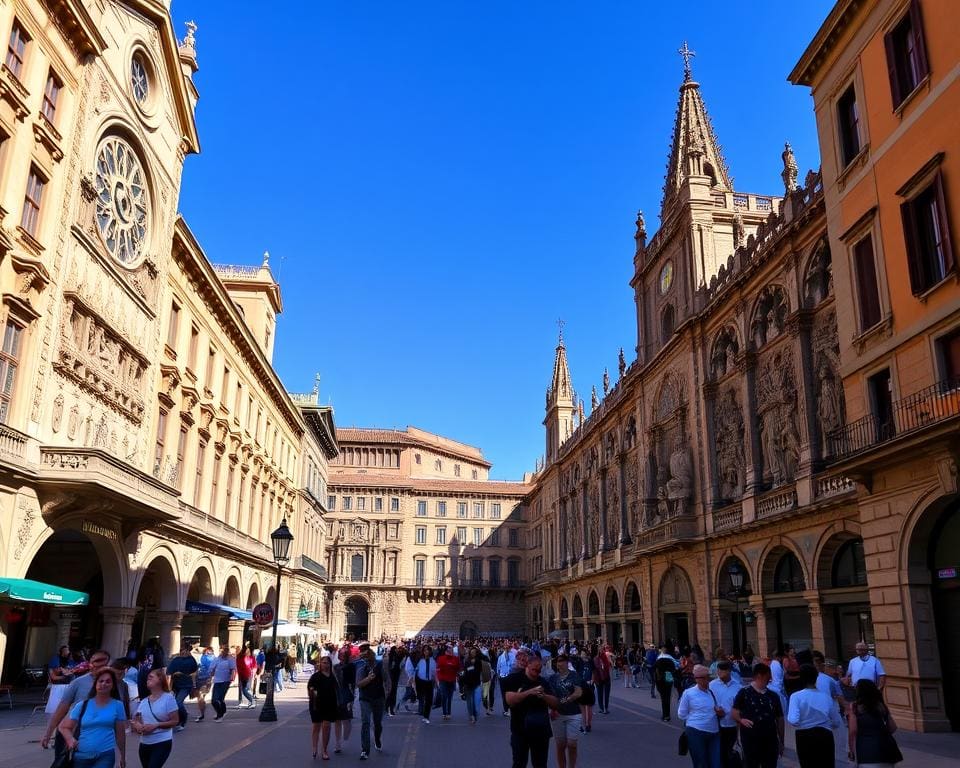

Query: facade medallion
left=659, top=260, right=674, bottom=294
left=95, top=136, right=150, bottom=266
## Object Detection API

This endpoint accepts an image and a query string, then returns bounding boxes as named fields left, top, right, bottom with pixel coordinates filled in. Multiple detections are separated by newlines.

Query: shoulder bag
left=50, top=699, right=88, bottom=768
left=880, top=714, right=904, bottom=763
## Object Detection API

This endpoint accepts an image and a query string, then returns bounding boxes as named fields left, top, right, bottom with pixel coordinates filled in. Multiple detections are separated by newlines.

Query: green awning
left=0, top=578, right=89, bottom=606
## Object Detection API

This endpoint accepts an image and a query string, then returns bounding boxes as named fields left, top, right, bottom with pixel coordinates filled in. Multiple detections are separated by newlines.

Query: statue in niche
left=715, top=388, right=745, bottom=500
left=779, top=408, right=801, bottom=481
left=51, top=394, right=64, bottom=433
left=761, top=410, right=782, bottom=484
left=804, top=242, right=833, bottom=307
left=618, top=348, right=626, bottom=379
left=590, top=481, right=601, bottom=545
left=591, top=386, right=600, bottom=411
left=663, top=435, right=693, bottom=515
left=711, top=327, right=740, bottom=378
left=607, top=472, right=620, bottom=543
left=816, top=358, right=844, bottom=456
left=751, top=286, right=789, bottom=348
left=94, top=414, right=108, bottom=448
left=733, top=209, right=745, bottom=249
left=67, top=405, right=80, bottom=440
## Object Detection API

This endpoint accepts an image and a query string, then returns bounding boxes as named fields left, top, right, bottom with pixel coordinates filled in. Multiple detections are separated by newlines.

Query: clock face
left=659, top=260, right=674, bottom=294
left=95, top=136, right=150, bottom=266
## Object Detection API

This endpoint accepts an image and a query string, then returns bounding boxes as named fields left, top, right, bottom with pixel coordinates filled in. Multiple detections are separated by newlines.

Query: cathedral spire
left=548, top=321, right=572, bottom=406
left=661, top=43, right=732, bottom=215
left=544, top=322, right=576, bottom=464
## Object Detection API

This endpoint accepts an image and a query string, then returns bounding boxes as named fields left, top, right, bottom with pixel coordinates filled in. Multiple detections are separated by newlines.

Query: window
left=454, top=464, right=461, bottom=477
left=374, top=497, right=383, bottom=512
left=193, top=441, right=206, bottom=507
left=853, top=235, right=882, bottom=331
left=221, top=367, right=230, bottom=402
left=473, top=502, right=484, bottom=518
left=436, top=526, right=446, bottom=545
left=342, top=496, right=352, bottom=511
left=661, top=304, right=675, bottom=344
left=901, top=173, right=955, bottom=294
left=491, top=503, right=501, bottom=519
left=437, top=501, right=446, bottom=517
left=234, top=382, right=242, bottom=414
left=473, top=527, right=483, bottom=547
left=188, top=326, right=199, bottom=371
left=42, top=71, right=62, bottom=124
left=507, top=560, right=520, bottom=587
left=209, top=454, right=221, bottom=517
left=390, top=497, right=400, bottom=512
left=457, top=526, right=467, bottom=543
left=472, top=469, right=478, bottom=480
left=457, top=502, right=467, bottom=518
left=205, top=347, right=216, bottom=391
left=246, top=396, right=253, bottom=430
left=20, top=167, right=45, bottom=236
left=350, top=554, right=364, bottom=581
left=489, top=559, right=501, bottom=587
left=356, top=496, right=366, bottom=511
left=416, top=526, right=426, bottom=545
left=0, top=320, right=24, bottom=423
left=489, top=529, right=500, bottom=547
left=471, top=559, right=483, bottom=586
left=509, top=528, right=519, bottom=547
left=327, top=495, right=336, bottom=510
left=131, top=52, right=149, bottom=104
left=166, top=302, right=180, bottom=348
left=414, top=559, right=425, bottom=587
left=937, top=328, right=960, bottom=382
left=414, top=453, right=421, bottom=464
left=837, top=85, right=861, bottom=167
left=868, top=369, right=895, bottom=442
left=773, top=552, right=805, bottom=593
left=388, top=522, right=400, bottom=539
left=884, top=1, right=929, bottom=108
left=832, top=539, right=868, bottom=587
left=416, top=500, right=427, bottom=517
left=435, top=559, right=446, bottom=586
left=154, top=409, right=167, bottom=475
left=5, top=21, right=28, bottom=80
left=175, top=426, right=187, bottom=488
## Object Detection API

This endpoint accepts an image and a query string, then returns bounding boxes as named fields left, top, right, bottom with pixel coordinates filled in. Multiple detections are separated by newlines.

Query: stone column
left=804, top=591, right=826, bottom=653
left=367, top=609, right=378, bottom=641
left=157, top=611, right=185, bottom=657
left=599, top=470, right=609, bottom=551
left=618, top=456, right=631, bottom=545
left=202, top=615, right=221, bottom=650
left=702, top=383, right=722, bottom=509
left=559, top=499, right=568, bottom=567
left=100, top=607, right=137, bottom=660
left=226, top=619, right=246, bottom=651
left=580, top=484, right=589, bottom=560
left=747, top=596, right=769, bottom=657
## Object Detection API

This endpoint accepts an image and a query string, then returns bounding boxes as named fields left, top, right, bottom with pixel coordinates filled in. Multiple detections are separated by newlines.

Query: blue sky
left=172, top=1, right=834, bottom=480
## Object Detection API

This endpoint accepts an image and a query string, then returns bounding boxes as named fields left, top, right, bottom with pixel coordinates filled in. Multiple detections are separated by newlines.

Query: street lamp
left=259, top=518, right=293, bottom=723
left=728, top=561, right=745, bottom=656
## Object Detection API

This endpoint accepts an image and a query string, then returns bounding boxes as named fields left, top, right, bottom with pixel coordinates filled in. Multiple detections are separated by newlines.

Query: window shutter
left=853, top=238, right=882, bottom=329
left=934, top=171, right=955, bottom=275
left=900, top=200, right=924, bottom=293
left=909, top=0, right=930, bottom=81
left=883, top=29, right=902, bottom=108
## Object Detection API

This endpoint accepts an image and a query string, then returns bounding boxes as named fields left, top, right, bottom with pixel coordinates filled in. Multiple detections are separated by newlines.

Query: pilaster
left=100, top=607, right=138, bottom=660
left=157, top=611, right=185, bottom=657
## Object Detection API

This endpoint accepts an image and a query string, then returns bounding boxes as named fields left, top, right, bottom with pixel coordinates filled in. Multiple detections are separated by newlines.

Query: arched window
left=572, top=595, right=584, bottom=618
left=350, top=554, right=364, bottom=581
left=560, top=598, right=569, bottom=619
left=588, top=591, right=600, bottom=616
left=626, top=582, right=642, bottom=611
left=832, top=539, right=867, bottom=587
left=773, top=552, right=805, bottom=593
left=661, top=305, right=676, bottom=344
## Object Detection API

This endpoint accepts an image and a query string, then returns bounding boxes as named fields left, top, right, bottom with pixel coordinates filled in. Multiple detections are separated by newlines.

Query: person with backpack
left=654, top=644, right=680, bottom=721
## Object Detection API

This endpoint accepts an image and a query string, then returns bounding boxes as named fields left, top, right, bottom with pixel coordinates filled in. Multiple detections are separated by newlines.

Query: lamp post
left=259, top=518, right=293, bottom=723
left=728, top=561, right=745, bottom=656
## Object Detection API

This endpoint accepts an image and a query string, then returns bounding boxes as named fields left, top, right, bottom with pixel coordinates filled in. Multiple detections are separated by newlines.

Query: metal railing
left=295, top=555, right=327, bottom=580
left=829, top=377, right=960, bottom=460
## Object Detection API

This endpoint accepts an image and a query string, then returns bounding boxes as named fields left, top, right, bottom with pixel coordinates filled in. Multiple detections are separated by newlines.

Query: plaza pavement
left=0, top=675, right=957, bottom=767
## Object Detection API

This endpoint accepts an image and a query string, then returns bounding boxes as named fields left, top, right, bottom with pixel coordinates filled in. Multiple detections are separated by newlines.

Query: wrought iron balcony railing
left=829, top=377, right=960, bottom=460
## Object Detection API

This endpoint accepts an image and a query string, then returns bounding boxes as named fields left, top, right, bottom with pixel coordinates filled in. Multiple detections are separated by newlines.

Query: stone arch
left=658, top=565, right=694, bottom=608
left=572, top=594, right=584, bottom=618
left=710, top=325, right=741, bottom=379
left=761, top=543, right=808, bottom=594
left=246, top=581, right=261, bottom=610
left=715, top=553, right=753, bottom=598
left=605, top=585, right=621, bottom=614
left=661, top=304, right=676, bottom=344
left=222, top=570, right=243, bottom=607
left=625, top=581, right=642, bottom=612
left=559, top=597, right=569, bottom=620
left=813, top=520, right=863, bottom=589
left=653, top=370, right=685, bottom=424
left=186, top=562, right=216, bottom=604
left=587, top=589, right=601, bottom=616
left=264, top=584, right=277, bottom=609
left=548, top=602, right=556, bottom=629
left=133, top=547, right=181, bottom=612
left=749, top=284, right=790, bottom=349
left=803, top=236, right=833, bottom=308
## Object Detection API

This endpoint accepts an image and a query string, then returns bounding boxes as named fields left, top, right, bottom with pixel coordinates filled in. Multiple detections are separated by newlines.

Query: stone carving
left=51, top=394, right=64, bottom=433
left=14, top=499, right=37, bottom=560
left=589, top=480, right=601, bottom=549
left=711, top=326, right=740, bottom=378
left=94, top=413, right=108, bottom=448
left=654, top=372, right=683, bottom=423
left=67, top=405, right=80, bottom=440
left=635, top=209, right=646, bottom=243
left=757, top=349, right=801, bottom=486
left=618, top=347, right=626, bottom=379
left=733, top=209, right=745, bottom=249
left=591, top=386, right=599, bottom=411
left=625, top=456, right=640, bottom=534
left=715, top=387, right=746, bottom=500
left=813, top=310, right=844, bottom=457
left=781, top=142, right=799, bottom=192
left=804, top=240, right=833, bottom=307
left=658, top=436, right=693, bottom=516
left=351, top=523, right=367, bottom=542
left=602, top=368, right=610, bottom=395
left=750, top=286, right=789, bottom=348
left=606, top=471, right=620, bottom=544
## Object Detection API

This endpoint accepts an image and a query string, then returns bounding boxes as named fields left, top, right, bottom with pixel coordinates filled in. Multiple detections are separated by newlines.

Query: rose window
left=95, top=136, right=150, bottom=265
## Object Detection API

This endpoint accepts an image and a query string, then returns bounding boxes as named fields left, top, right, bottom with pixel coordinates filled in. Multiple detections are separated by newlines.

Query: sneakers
left=213, top=715, right=225, bottom=722
left=421, top=717, right=430, bottom=724
left=174, top=725, right=186, bottom=732
left=359, top=752, right=368, bottom=761
left=375, top=737, right=382, bottom=752
left=195, top=716, right=204, bottom=722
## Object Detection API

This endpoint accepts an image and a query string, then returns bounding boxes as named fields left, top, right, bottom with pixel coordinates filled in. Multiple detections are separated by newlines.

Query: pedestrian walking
left=577, top=649, right=594, bottom=732
left=787, top=663, right=842, bottom=768
left=654, top=644, right=678, bottom=721
left=131, top=669, right=178, bottom=768
left=41, top=649, right=113, bottom=761
left=308, top=656, right=340, bottom=760
left=847, top=680, right=902, bottom=767
left=768, top=649, right=788, bottom=716
left=709, top=661, right=740, bottom=768
left=461, top=646, right=483, bottom=724
left=503, top=655, right=559, bottom=768
left=548, top=655, right=583, bottom=768
left=333, top=655, right=354, bottom=753
left=165, top=644, right=196, bottom=730
left=436, top=644, right=459, bottom=720
left=208, top=646, right=236, bottom=722
left=385, top=645, right=403, bottom=716
left=192, top=647, right=214, bottom=722
left=594, top=645, right=612, bottom=714
left=356, top=644, right=388, bottom=760
left=678, top=664, right=722, bottom=768
left=414, top=644, right=436, bottom=724
left=731, top=662, right=784, bottom=768
left=58, top=668, right=128, bottom=768
left=235, top=645, right=257, bottom=709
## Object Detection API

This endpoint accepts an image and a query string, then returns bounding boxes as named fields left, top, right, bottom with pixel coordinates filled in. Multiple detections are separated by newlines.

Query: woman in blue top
left=58, top=668, right=128, bottom=768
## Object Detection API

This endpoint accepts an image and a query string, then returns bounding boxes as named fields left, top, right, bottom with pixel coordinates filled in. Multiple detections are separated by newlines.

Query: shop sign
left=252, top=602, right=275, bottom=627
left=82, top=521, right=119, bottom=542
left=937, top=567, right=957, bottom=580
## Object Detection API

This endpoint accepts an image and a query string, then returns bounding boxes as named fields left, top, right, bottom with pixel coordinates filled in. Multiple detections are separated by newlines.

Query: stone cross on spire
left=557, top=317, right=565, bottom=345
left=678, top=41, right=696, bottom=81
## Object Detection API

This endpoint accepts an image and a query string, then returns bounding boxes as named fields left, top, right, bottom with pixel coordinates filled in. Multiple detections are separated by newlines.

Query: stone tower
left=544, top=328, right=575, bottom=465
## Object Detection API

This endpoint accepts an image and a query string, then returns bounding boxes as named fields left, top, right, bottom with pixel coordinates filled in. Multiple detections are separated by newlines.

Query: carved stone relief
left=13, top=498, right=37, bottom=560
left=804, top=240, right=833, bottom=308
left=606, top=471, right=620, bottom=544
left=711, top=326, right=740, bottom=379
left=750, top=285, right=790, bottom=349
left=714, top=387, right=746, bottom=501
left=813, top=310, right=844, bottom=457
left=659, top=435, right=693, bottom=515
left=757, top=348, right=801, bottom=486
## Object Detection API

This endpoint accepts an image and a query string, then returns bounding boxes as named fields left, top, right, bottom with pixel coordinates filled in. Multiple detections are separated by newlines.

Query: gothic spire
left=661, top=43, right=732, bottom=214
left=547, top=323, right=573, bottom=406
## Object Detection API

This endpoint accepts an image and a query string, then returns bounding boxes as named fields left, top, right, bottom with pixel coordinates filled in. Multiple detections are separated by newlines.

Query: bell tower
left=544, top=323, right=576, bottom=465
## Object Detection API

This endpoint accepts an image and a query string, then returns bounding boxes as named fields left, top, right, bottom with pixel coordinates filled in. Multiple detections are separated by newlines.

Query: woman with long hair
left=308, top=656, right=340, bottom=760
left=848, top=680, right=903, bottom=767
left=58, top=668, right=128, bottom=768
left=132, top=669, right=178, bottom=768
left=578, top=649, right=595, bottom=733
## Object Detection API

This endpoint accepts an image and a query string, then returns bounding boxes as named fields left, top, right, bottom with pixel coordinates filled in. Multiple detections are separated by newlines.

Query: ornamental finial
left=781, top=141, right=799, bottom=192
left=678, top=41, right=696, bottom=81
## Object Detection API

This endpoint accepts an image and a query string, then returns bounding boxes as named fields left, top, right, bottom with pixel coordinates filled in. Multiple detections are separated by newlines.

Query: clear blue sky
left=172, top=1, right=833, bottom=480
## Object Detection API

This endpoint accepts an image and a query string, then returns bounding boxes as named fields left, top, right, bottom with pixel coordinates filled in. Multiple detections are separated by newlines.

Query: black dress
left=308, top=671, right=340, bottom=723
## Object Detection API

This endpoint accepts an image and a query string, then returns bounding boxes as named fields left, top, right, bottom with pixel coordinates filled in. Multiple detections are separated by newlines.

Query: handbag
left=881, top=717, right=904, bottom=763
left=678, top=730, right=689, bottom=756
left=50, top=699, right=88, bottom=768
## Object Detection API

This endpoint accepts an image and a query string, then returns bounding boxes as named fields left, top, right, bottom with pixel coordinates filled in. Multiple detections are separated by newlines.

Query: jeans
left=510, top=729, right=550, bottom=768
left=359, top=698, right=384, bottom=753
left=464, top=686, right=481, bottom=720
left=174, top=687, right=191, bottom=726
left=211, top=681, right=230, bottom=718
left=438, top=680, right=456, bottom=717
left=386, top=671, right=400, bottom=713
left=74, top=750, right=116, bottom=768
left=685, top=726, right=721, bottom=768
left=138, top=740, right=173, bottom=768
left=274, top=669, right=284, bottom=691
left=237, top=677, right=254, bottom=705
left=595, top=679, right=611, bottom=712
left=415, top=679, right=434, bottom=719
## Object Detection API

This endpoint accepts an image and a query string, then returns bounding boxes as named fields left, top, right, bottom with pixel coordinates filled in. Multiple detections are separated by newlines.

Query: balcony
left=294, top=554, right=327, bottom=580
left=176, top=502, right=272, bottom=561
left=829, top=377, right=960, bottom=461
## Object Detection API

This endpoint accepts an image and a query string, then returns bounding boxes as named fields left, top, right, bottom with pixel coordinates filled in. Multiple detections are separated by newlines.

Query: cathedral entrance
left=344, top=597, right=369, bottom=641
left=659, top=566, right=694, bottom=648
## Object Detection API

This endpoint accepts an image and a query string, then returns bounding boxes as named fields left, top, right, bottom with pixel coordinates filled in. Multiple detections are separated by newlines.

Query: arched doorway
left=587, top=590, right=601, bottom=640
left=2, top=528, right=111, bottom=684
left=572, top=594, right=584, bottom=641
left=818, top=535, right=872, bottom=662
left=659, top=566, right=694, bottom=648
left=604, top=587, right=621, bottom=645
left=624, top=581, right=643, bottom=644
left=344, top=597, right=369, bottom=641
left=132, top=554, right=179, bottom=655
left=717, top=556, right=752, bottom=656
left=763, top=547, right=812, bottom=651
left=182, top=566, right=215, bottom=649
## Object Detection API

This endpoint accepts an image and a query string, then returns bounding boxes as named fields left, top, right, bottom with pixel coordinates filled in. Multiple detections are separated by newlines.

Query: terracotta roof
left=327, top=472, right=530, bottom=497
left=335, top=426, right=491, bottom=467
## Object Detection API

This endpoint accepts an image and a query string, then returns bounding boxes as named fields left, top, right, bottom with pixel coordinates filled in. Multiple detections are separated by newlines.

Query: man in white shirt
left=842, top=642, right=886, bottom=691
left=709, top=661, right=740, bottom=768
left=496, top=644, right=516, bottom=715
left=414, top=645, right=436, bottom=724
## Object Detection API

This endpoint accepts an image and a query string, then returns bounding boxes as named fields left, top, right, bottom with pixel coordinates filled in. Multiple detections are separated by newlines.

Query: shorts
left=551, top=714, right=580, bottom=742
left=193, top=679, right=211, bottom=696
